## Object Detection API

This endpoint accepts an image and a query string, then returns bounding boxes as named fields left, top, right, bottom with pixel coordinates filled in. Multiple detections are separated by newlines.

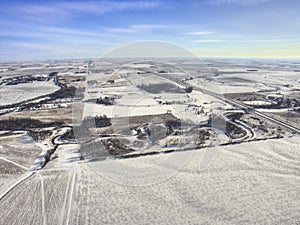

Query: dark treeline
left=28, top=129, right=53, bottom=141
left=96, top=97, right=115, bottom=105
left=0, top=118, right=62, bottom=131
left=82, top=115, right=111, bottom=128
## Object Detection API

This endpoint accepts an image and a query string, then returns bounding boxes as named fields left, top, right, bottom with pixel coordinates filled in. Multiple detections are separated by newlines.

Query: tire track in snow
left=0, top=156, right=29, bottom=170
left=61, top=166, right=77, bottom=225
left=0, top=172, right=33, bottom=202
left=39, top=172, right=47, bottom=225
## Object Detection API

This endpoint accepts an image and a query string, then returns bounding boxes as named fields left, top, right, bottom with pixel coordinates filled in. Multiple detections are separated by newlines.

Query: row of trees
left=82, top=115, right=111, bottom=128
left=0, top=118, right=62, bottom=131
left=96, top=97, right=115, bottom=105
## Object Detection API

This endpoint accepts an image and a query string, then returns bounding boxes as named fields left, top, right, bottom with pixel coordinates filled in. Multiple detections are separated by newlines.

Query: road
left=156, top=73, right=300, bottom=135
left=202, top=88, right=300, bottom=135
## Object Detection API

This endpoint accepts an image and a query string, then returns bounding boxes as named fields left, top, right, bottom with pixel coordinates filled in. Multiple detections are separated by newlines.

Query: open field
left=0, top=105, right=73, bottom=125
left=0, top=58, right=299, bottom=225
left=0, top=132, right=41, bottom=168
left=0, top=135, right=297, bottom=225
left=68, top=136, right=300, bottom=225
left=0, top=159, right=27, bottom=194
left=0, top=174, right=44, bottom=225
left=0, top=81, right=60, bottom=106
left=0, top=169, right=71, bottom=225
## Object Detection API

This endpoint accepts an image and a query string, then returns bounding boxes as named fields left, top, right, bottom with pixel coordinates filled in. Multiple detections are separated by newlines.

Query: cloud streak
left=193, top=39, right=224, bottom=43
left=186, top=31, right=214, bottom=35
left=107, top=24, right=166, bottom=33
left=208, top=0, right=272, bottom=5
left=18, top=1, right=162, bottom=20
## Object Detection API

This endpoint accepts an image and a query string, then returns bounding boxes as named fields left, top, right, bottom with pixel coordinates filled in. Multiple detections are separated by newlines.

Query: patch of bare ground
left=0, top=105, right=73, bottom=125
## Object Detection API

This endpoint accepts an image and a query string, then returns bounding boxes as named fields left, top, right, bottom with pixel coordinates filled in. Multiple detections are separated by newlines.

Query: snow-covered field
left=187, top=77, right=275, bottom=94
left=183, top=59, right=300, bottom=95
left=0, top=169, right=70, bottom=225
left=66, top=136, right=300, bottom=225
left=0, top=136, right=299, bottom=225
left=0, top=132, right=41, bottom=168
left=84, top=102, right=173, bottom=118
left=0, top=81, right=59, bottom=106
left=83, top=68, right=213, bottom=124
left=0, top=58, right=299, bottom=225
left=0, top=160, right=27, bottom=195
left=83, top=91, right=211, bottom=124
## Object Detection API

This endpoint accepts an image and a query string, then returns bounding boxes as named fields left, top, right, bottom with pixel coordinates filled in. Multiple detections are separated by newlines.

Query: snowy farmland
left=0, top=136, right=299, bottom=225
left=0, top=81, right=60, bottom=106
left=0, top=132, right=41, bottom=168
left=0, top=58, right=299, bottom=225
left=67, top=136, right=300, bottom=225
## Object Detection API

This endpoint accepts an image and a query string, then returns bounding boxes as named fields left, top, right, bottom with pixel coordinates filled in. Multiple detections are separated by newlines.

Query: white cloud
left=0, top=26, right=112, bottom=40
left=106, top=28, right=138, bottom=34
left=193, top=39, right=224, bottom=43
left=130, top=24, right=166, bottom=30
left=106, top=24, right=166, bottom=33
left=208, top=0, right=272, bottom=5
left=0, top=40, right=116, bottom=60
left=186, top=31, right=214, bottom=35
left=19, top=1, right=162, bottom=20
left=40, top=26, right=111, bottom=37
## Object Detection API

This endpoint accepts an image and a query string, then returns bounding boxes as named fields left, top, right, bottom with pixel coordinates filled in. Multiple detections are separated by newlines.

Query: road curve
left=156, top=73, right=300, bottom=135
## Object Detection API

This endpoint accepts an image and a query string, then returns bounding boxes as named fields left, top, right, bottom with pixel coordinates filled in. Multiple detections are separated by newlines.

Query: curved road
left=156, top=73, right=300, bottom=135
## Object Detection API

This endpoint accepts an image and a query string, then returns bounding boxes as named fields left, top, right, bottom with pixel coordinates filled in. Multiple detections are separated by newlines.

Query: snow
left=256, top=108, right=291, bottom=113
left=84, top=75, right=212, bottom=124
left=1, top=59, right=300, bottom=224
left=69, top=136, right=300, bottom=224
left=124, top=63, right=152, bottom=68
left=83, top=102, right=173, bottom=118
left=196, top=80, right=274, bottom=94
left=51, top=144, right=81, bottom=167
left=0, top=81, right=60, bottom=106
left=243, top=100, right=276, bottom=106
left=114, top=93, right=158, bottom=106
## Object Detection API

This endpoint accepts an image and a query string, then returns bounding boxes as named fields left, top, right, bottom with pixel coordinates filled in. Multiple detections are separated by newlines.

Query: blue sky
left=0, top=0, right=299, bottom=60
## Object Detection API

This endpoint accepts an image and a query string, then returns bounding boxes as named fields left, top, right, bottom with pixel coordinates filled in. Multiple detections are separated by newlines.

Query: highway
left=156, top=73, right=300, bottom=135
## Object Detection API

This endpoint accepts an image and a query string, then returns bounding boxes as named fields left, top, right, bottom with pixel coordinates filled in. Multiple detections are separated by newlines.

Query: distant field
left=0, top=81, right=60, bottom=106
left=0, top=59, right=299, bottom=225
